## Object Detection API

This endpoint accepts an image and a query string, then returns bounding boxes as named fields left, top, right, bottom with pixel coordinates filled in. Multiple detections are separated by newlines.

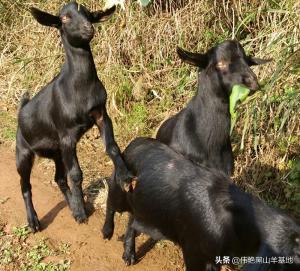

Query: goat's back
left=124, top=138, right=257, bottom=254
left=122, top=138, right=300, bottom=267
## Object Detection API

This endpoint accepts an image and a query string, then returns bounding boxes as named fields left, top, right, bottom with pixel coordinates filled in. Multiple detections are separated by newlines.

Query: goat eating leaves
left=157, top=40, right=271, bottom=175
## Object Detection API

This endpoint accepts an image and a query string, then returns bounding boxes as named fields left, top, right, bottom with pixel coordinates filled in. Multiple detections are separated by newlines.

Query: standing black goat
left=16, top=1, right=133, bottom=232
left=157, top=40, right=270, bottom=175
left=103, top=137, right=300, bottom=270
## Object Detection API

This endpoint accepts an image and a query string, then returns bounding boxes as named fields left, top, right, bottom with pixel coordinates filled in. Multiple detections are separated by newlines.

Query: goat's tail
left=19, top=92, right=30, bottom=109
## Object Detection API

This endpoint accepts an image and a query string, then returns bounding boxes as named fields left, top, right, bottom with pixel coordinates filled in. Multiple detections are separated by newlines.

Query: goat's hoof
left=122, top=251, right=136, bottom=266
left=102, top=224, right=114, bottom=240
left=73, top=211, right=88, bottom=224
left=75, top=216, right=87, bottom=224
left=28, top=215, right=41, bottom=233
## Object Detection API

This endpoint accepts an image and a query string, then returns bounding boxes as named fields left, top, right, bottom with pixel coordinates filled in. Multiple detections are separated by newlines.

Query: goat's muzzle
left=244, top=76, right=260, bottom=92
left=82, top=24, right=94, bottom=40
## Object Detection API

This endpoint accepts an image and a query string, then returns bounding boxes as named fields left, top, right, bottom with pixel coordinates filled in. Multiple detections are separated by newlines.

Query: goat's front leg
left=60, top=136, right=87, bottom=223
left=91, top=108, right=134, bottom=189
left=102, top=204, right=115, bottom=240
left=122, top=215, right=137, bottom=265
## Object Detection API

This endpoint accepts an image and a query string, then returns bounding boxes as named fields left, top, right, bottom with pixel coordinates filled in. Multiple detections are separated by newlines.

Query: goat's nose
left=83, top=23, right=94, bottom=34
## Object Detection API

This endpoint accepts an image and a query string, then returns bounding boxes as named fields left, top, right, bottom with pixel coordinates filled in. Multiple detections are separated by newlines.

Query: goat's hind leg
left=60, top=138, right=87, bottom=223
left=16, top=139, right=40, bottom=232
left=53, top=153, right=72, bottom=206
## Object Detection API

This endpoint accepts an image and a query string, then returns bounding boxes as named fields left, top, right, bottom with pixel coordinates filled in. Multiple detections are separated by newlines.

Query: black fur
left=16, top=1, right=133, bottom=232
left=103, top=137, right=300, bottom=271
left=157, top=40, right=271, bottom=175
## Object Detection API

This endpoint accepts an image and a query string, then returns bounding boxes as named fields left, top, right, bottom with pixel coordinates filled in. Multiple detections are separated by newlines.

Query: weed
left=127, top=103, right=147, bottom=131
left=58, top=243, right=71, bottom=255
left=0, top=226, right=71, bottom=271
left=12, top=225, right=30, bottom=240
left=0, top=242, right=13, bottom=265
left=27, top=239, right=53, bottom=263
left=285, top=157, right=300, bottom=213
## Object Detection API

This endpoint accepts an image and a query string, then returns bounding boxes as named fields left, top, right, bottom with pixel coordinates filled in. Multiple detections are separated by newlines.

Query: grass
left=0, top=111, right=16, bottom=142
left=0, top=0, right=299, bottom=219
left=0, top=224, right=71, bottom=271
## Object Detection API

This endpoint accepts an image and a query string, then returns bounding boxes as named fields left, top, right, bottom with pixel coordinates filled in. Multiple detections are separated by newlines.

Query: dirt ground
left=0, top=144, right=184, bottom=271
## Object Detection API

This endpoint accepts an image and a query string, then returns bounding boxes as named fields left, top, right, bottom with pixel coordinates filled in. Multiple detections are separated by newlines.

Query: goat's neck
left=195, top=70, right=229, bottom=113
left=189, top=70, right=231, bottom=141
left=61, top=36, right=98, bottom=80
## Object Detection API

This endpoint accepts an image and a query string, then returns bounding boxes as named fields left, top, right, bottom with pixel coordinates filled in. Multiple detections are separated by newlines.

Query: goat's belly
left=132, top=219, right=167, bottom=241
left=32, top=138, right=60, bottom=158
left=21, top=127, right=59, bottom=153
left=72, top=121, right=94, bottom=141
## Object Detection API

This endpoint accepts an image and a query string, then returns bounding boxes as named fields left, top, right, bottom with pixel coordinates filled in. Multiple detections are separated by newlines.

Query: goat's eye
left=61, top=15, right=71, bottom=24
left=216, top=61, right=228, bottom=71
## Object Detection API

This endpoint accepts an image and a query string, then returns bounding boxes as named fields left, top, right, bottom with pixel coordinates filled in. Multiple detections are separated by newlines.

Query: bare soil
left=0, top=145, right=184, bottom=271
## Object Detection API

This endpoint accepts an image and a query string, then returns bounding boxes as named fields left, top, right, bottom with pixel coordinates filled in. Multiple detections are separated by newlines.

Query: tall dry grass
left=0, top=0, right=299, bottom=214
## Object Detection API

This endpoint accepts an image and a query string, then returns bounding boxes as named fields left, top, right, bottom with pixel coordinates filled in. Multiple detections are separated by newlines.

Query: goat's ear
left=30, top=7, right=61, bottom=28
left=177, top=47, right=208, bottom=69
left=90, top=6, right=116, bottom=23
left=247, top=56, right=272, bottom=66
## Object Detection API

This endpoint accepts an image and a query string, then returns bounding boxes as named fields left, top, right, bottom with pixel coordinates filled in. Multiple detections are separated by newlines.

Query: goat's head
left=293, top=234, right=300, bottom=264
left=277, top=219, right=300, bottom=265
left=30, top=1, right=116, bottom=47
left=177, top=40, right=271, bottom=94
left=288, top=224, right=300, bottom=265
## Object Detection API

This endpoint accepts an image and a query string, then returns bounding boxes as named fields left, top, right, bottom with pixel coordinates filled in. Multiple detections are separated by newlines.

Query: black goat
left=16, top=1, right=133, bottom=232
left=103, top=137, right=300, bottom=270
left=157, top=40, right=270, bottom=175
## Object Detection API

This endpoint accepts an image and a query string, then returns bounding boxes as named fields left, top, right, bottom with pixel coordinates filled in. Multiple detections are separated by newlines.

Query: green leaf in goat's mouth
left=230, top=85, right=250, bottom=134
